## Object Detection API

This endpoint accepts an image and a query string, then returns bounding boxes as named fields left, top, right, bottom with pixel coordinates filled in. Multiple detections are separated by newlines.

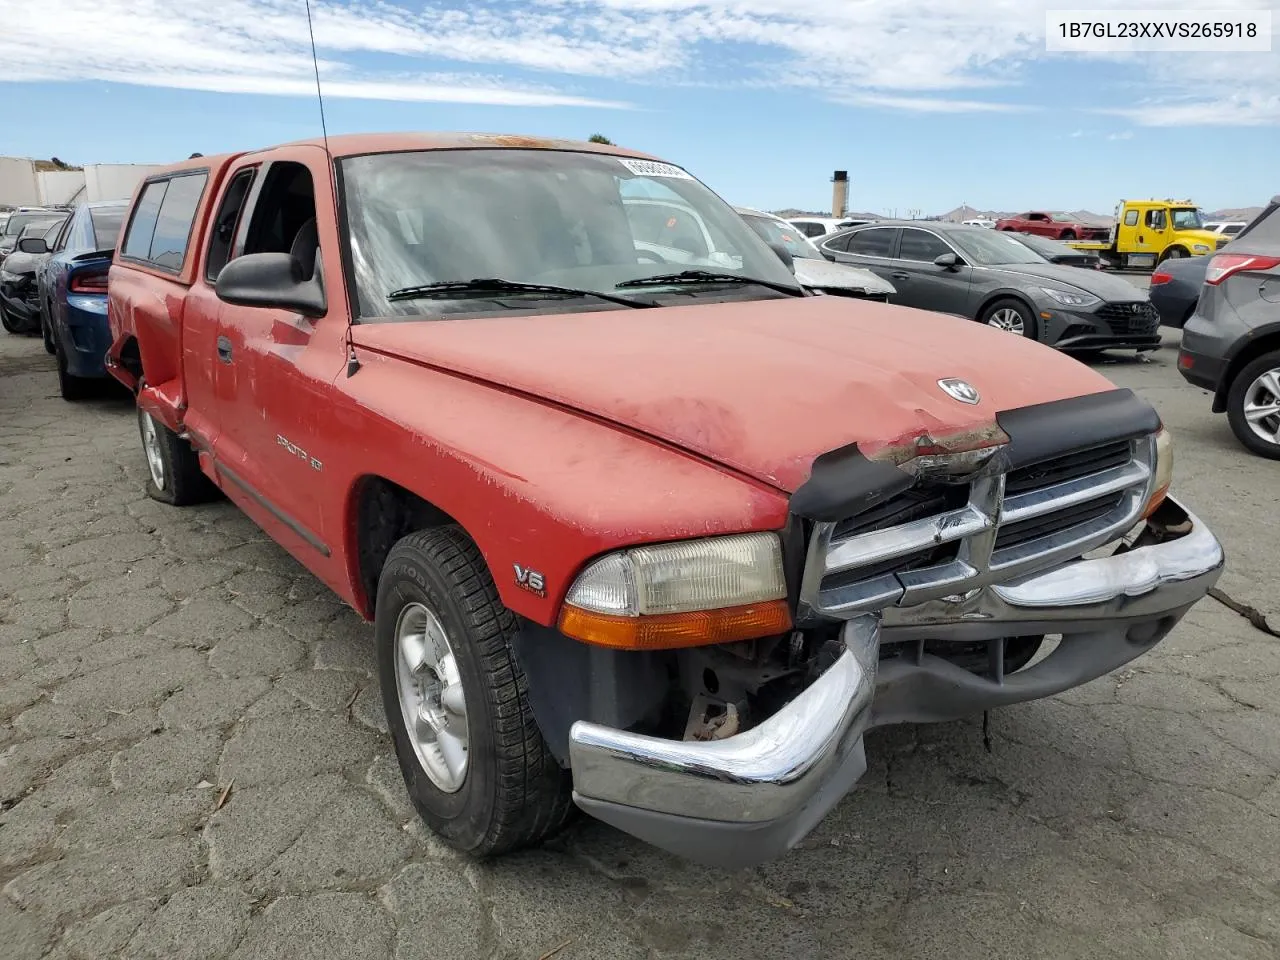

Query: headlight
left=1143, top=427, right=1173, bottom=518
left=1039, top=287, right=1101, bottom=308
left=559, top=532, right=791, bottom=649
left=0, top=270, right=20, bottom=283
left=1192, top=244, right=1211, bottom=253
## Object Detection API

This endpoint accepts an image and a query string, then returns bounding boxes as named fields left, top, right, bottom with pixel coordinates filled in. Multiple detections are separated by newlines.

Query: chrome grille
left=798, top=436, right=1156, bottom=621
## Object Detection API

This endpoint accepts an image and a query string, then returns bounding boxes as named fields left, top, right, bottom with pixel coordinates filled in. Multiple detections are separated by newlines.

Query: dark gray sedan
left=1149, top=254, right=1210, bottom=328
left=818, top=220, right=1161, bottom=352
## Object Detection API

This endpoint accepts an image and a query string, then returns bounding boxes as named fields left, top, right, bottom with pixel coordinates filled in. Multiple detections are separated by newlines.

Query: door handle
left=891, top=272, right=910, bottom=281
left=217, top=336, right=232, bottom=364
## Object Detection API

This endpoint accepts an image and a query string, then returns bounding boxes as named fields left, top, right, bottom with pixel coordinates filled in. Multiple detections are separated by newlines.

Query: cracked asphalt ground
left=2, top=315, right=1279, bottom=960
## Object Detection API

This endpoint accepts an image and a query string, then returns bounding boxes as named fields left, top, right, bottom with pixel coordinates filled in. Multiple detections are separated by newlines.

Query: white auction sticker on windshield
left=616, top=158, right=693, bottom=180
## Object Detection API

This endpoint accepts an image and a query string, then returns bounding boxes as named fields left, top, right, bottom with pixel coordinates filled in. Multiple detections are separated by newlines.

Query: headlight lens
left=1192, top=243, right=1211, bottom=253
left=1040, top=287, right=1101, bottom=308
left=559, top=532, right=791, bottom=649
left=0, top=270, right=21, bottom=283
left=1143, top=427, right=1174, bottom=518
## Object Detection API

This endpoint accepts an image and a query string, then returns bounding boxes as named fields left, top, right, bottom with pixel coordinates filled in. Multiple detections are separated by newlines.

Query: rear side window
left=149, top=173, right=208, bottom=270
left=1235, top=203, right=1280, bottom=249
left=122, top=182, right=167, bottom=260
left=847, top=228, right=896, bottom=257
left=1123, top=210, right=1139, bottom=226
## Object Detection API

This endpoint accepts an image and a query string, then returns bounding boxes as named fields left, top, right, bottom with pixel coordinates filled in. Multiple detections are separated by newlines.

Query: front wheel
left=0, top=302, right=21, bottom=334
left=1059, top=230, right=1077, bottom=241
left=979, top=298, right=1039, bottom=341
left=1226, top=350, right=1280, bottom=460
left=1159, top=246, right=1188, bottom=263
left=40, top=307, right=55, bottom=354
left=376, top=527, right=574, bottom=857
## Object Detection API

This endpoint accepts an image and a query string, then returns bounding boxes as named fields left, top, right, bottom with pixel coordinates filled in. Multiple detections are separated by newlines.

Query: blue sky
left=3, top=0, right=1277, bottom=215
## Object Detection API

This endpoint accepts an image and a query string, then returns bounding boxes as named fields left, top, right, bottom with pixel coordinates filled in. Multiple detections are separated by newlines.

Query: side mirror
left=766, top=239, right=795, bottom=273
left=18, top=237, right=48, bottom=255
left=933, top=252, right=960, bottom=269
left=214, top=252, right=325, bottom=317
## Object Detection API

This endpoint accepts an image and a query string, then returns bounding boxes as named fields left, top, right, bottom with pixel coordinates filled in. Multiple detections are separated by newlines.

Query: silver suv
left=1178, top=195, right=1280, bottom=458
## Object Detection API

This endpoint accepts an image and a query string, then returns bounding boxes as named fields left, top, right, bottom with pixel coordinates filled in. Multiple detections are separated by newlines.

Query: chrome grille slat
left=1000, top=460, right=1149, bottom=524
left=799, top=435, right=1158, bottom=621
left=824, top=504, right=991, bottom=575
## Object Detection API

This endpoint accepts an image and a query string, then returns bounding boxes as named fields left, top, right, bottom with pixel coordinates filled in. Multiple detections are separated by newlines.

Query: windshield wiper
left=387, top=278, right=654, bottom=309
left=615, top=270, right=804, bottom=297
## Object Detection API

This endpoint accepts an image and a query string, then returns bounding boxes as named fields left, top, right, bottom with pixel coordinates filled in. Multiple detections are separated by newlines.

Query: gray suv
left=1178, top=195, right=1280, bottom=458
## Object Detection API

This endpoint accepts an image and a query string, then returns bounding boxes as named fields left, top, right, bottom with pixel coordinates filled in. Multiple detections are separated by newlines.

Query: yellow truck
left=1068, top=199, right=1231, bottom=270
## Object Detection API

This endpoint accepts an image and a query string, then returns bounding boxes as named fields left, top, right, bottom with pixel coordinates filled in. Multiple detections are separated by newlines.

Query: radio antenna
left=303, top=0, right=360, bottom=376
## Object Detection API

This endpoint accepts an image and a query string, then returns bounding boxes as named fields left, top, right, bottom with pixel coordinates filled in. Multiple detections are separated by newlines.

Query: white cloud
left=0, top=0, right=1276, bottom=121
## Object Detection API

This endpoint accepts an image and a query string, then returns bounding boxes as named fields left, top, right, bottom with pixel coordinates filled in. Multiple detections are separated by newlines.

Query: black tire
left=39, top=305, right=55, bottom=354
left=136, top=406, right=216, bottom=504
left=1226, top=350, right=1280, bottom=460
left=55, top=341, right=94, bottom=401
left=1158, top=246, right=1188, bottom=264
left=1059, top=229, right=1076, bottom=241
left=979, top=297, right=1040, bottom=341
left=376, top=527, right=574, bottom=857
left=0, top=302, right=20, bottom=334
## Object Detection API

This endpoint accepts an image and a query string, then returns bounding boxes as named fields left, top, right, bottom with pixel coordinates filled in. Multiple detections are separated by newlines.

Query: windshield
left=740, top=214, right=821, bottom=260
left=950, top=227, right=1051, bottom=266
left=4, top=213, right=57, bottom=237
left=340, top=149, right=798, bottom=318
left=1049, top=212, right=1077, bottom=223
left=1170, top=207, right=1205, bottom=230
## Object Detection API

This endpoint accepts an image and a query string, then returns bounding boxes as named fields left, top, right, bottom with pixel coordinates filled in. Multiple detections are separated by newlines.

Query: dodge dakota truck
left=105, top=134, right=1224, bottom=869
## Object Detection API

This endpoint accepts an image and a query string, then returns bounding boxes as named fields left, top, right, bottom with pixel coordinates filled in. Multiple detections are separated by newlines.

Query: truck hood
left=352, top=296, right=1119, bottom=492
left=792, top=257, right=897, bottom=296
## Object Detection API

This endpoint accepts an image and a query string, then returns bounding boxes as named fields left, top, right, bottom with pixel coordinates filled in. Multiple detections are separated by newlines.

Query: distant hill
left=1207, top=207, right=1263, bottom=222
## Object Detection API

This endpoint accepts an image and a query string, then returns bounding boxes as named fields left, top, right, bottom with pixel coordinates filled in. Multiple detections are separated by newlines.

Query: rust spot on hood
left=865, top=420, right=1011, bottom=467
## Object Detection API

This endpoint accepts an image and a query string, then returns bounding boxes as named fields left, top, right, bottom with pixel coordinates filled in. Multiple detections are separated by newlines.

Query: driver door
left=884, top=228, right=974, bottom=315
left=210, top=147, right=344, bottom=557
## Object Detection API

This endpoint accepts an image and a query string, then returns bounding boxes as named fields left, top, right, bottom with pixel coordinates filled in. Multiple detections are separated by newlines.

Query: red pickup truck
left=105, top=133, right=1223, bottom=869
left=995, top=211, right=1110, bottom=242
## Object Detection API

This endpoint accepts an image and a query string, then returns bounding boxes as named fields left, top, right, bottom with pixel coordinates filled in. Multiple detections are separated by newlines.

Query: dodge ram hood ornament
left=938, top=378, right=981, bottom=405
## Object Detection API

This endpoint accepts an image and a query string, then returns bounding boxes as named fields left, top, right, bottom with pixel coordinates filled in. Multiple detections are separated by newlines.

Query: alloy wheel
left=1242, top=366, right=1280, bottom=446
left=986, top=307, right=1025, bottom=335
left=394, top=601, right=469, bottom=793
left=139, top=413, right=167, bottom=491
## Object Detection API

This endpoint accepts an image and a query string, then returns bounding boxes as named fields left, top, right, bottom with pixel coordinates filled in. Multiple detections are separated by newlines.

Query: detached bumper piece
left=568, top=496, right=1222, bottom=869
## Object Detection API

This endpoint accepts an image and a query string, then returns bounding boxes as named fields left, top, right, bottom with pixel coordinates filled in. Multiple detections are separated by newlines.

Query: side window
left=1123, top=210, right=1139, bottom=226
left=898, top=229, right=953, bottom=262
left=50, top=216, right=73, bottom=252
left=205, top=169, right=257, bottom=282
left=148, top=173, right=208, bottom=270
left=1026, top=213, right=1045, bottom=221
left=239, top=161, right=319, bottom=280
left=798, top=222, right=825, bottom=238
left=1145, top=209, right=1167, bottom=230
left=122, top=181, right=167, bottom=261
left=847, top=228, right=896, bottom=257
left=821, top=233, right=852, bottom=253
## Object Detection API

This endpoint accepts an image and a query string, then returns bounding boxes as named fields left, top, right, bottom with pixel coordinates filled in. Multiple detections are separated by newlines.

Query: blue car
left=31, top=200, right=128, bottom=400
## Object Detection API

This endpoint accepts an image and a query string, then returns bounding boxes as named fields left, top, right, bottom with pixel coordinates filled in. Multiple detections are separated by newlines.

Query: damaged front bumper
left=567, top=495, right=1223, bottom=869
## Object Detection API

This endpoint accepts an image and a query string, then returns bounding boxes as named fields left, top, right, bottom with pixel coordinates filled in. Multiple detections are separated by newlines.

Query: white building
left=0, top=157, right=168, bottom=208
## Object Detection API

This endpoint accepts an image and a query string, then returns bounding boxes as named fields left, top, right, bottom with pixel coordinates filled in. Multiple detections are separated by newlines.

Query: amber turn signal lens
left=558, top=599, right=793, bottom=650
left=1142, top=484, right=1169, bottom=519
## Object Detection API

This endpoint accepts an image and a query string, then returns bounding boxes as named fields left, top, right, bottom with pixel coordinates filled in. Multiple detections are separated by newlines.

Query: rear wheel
left=55, top=342, right=93, bottom=401
left=979, top=297, right=1039, bottom=341
left=376, top=527, right=574, bottom=857
left=1226, top=351, right=1280, bottom=460
left=137, top=407, right=216, bottom=504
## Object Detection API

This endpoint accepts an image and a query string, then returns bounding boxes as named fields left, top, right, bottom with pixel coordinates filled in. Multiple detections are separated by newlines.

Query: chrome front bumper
left=568, top=496, right=1223, bottom=869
